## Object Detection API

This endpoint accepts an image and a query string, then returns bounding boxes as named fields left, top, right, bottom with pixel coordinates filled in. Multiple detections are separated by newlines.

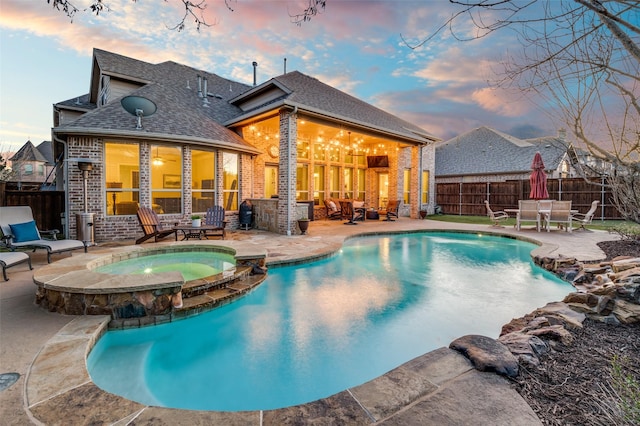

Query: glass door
left=265, top=165, right=278, bottom=198
left=378, top=172, right=389, bottom=208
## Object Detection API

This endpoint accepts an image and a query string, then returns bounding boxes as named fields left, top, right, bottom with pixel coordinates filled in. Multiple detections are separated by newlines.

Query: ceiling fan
left=152, top=147, right=176, bottom=166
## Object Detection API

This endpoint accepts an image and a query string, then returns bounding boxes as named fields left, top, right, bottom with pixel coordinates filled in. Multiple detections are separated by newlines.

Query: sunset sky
left=0, top=0, right=563, bottom=152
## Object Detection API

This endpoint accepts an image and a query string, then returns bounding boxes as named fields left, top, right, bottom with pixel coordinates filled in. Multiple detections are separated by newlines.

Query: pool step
left=181, top=265, right=252, bottom=299
left=174, top=273, right=266, bottom=320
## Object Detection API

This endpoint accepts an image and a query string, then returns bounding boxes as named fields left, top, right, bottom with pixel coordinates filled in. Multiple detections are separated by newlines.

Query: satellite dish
left=121, top=96, right=157, bottom=130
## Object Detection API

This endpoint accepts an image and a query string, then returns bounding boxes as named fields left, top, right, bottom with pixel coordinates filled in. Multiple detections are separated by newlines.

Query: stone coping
left=26, top=315, right=539, bottom=425
left=25, top=229, right=563, bottom=424
left=33, top=241, right=267, bottom=294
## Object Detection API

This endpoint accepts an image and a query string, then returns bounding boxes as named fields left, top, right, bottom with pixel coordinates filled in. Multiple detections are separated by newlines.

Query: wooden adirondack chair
left=135, top=207, right=177, bottom=244
left=203, top=206, right=227, bottom=239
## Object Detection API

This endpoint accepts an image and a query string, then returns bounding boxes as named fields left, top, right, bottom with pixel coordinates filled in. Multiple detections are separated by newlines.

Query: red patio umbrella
left=529, top=151, right=549, bottom=200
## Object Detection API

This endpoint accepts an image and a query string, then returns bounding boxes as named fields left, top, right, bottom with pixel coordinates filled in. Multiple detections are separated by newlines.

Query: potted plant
left=419, top=209, right=427, bottom=219
left=191, top=215, right=202, bottom=227
left=297, top=218, right=310, bottom=235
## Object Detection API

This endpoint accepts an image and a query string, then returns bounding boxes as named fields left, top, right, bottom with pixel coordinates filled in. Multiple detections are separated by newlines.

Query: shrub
left=609, top=223, right=640, bottom=243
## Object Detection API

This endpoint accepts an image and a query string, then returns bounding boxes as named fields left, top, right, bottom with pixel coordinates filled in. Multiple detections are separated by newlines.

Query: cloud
left=471, top=87, right=531, bottom=117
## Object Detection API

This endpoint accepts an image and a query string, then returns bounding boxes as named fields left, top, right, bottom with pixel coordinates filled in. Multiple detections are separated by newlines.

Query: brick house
left=52, top=49, right=439, bottom=241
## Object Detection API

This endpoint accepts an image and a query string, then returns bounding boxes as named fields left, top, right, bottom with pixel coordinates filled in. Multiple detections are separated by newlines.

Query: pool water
left=94, top=251, right=236, bottom=281
left=87, top=232, right=572, bottom=411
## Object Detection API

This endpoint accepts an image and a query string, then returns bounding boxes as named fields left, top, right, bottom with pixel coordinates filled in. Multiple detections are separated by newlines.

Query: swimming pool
left=87, top=232, right=572, bottom=411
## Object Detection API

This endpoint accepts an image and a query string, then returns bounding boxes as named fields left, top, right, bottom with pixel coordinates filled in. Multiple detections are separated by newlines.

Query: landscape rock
left=449, top=335, right=519, bottom=377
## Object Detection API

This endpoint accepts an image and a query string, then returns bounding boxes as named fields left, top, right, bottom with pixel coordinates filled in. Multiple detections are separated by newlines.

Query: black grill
left=239, top=200, right=253, bottom=230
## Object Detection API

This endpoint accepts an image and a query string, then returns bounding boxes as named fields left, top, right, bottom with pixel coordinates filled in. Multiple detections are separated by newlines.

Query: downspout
left=53, top=134, right=70, bottom=239
left=419, top=145, right=424, bottom=213
left=287, top=106, right=298, bottom=236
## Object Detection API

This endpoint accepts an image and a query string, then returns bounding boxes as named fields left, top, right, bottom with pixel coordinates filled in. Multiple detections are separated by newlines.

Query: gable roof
left=435, top=126, right=568, bottom=177
left=54, top=49, right=437, bottom=151
left=9, top=141, right=49, bottom=163
left=54, top=49, right=257, bottom=152
left=228, top=71, right=439, bottom=144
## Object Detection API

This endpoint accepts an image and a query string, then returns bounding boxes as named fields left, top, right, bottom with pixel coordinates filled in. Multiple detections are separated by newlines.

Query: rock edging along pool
left=87, top=232, right=573, bottom=411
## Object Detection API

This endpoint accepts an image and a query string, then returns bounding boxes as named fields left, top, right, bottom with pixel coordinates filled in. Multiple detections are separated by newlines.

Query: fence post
left=558, top=178, right=562, bottom=200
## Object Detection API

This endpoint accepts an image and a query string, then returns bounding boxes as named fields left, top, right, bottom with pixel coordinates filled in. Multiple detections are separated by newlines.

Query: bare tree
left=407, top=0, right=639, bottom=223
left=46, top=0, right=326, bottom=30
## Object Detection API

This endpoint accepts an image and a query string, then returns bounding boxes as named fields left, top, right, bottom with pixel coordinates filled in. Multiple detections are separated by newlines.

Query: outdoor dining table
left=505, top=207, right=578, bottom=230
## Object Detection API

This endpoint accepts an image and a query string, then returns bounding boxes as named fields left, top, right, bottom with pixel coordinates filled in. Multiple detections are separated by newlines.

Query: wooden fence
left=0, top=187, right=66, bottom=232
left=436, top=177, right=621, bottom=219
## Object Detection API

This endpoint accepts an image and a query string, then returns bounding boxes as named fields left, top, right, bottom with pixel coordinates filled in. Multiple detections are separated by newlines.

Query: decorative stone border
left=32, top=242, right=267, bottom=321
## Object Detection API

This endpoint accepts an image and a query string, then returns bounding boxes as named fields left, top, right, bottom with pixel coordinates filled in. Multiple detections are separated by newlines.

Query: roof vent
left=252, top=61, right=258, bottom=86
left=203, top=77, right=210, bottom=107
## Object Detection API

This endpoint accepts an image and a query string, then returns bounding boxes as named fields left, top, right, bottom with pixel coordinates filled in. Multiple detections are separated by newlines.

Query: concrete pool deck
left=0, top=218, right=618, bottom=425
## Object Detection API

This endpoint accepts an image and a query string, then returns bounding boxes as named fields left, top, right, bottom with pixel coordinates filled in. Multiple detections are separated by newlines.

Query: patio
left=0, top=218, right=618, bottom=424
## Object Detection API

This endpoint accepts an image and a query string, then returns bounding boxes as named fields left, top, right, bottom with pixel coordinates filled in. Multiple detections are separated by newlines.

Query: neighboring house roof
left=36, top=141, right=54, bottom=164
left=9, top=140, right=49, bottom=163
left=228, top=71, right=439, bottom=144
left=435, top=126, right=568, bottom=177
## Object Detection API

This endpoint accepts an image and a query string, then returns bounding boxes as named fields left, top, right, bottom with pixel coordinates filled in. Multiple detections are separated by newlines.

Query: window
left=105, top=142, right=140, bottom=216
left=151, top=145, right=182, bottom=214
left=314, top=165, right=325, bottom=205
left=403, top=168, right=411, bottom=205
left=357, top=169, right=366, bottom=201
left=23, top=164, right=33, bottom=175
left=297, top=137, right=309, bottom=160
left=421, top=170, right=430, bottom=204
left=296, top=163, right=309, bottom=200
left=344, top=167, right=354, bottom=199
left=313, top=142, right=326, bottom=161
left=192, top=149, right=216, bottom=213
left=37, top=164, right=45, bottom=176
left=329, top=165, right=340, bottom=199
left=222, top=152, right=238, bottom=211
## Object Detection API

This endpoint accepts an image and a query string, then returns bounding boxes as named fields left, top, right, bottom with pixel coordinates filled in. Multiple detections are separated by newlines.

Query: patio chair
left=544, top=200, right=573, bottom=232
left=381, top=200, right=399, bottom=221
left=572, top=201, right=599, bottom=230
left=0, top=206, right=88, bottom=263
left=484, top=201, right=509, bottom=227
left=516, top=200, right=541, bottom=232
left=324, top=199, right=342, bottom=220
left=339, top=200, right=364, bottom=225
left=135, top=206, right=177, bottom=244
left=203, top=206, right=227, bottom=240
left=0, top=251, right=32, bottom=281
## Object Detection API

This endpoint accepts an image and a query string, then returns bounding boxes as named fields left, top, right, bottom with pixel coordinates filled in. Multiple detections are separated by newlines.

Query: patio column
left=278, top=107, right=298, bottom=235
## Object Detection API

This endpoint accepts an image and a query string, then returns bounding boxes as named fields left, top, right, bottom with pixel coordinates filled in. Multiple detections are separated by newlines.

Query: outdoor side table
left=365, top=210, right=380, bottom=220
left=173, top=225, right=217, bottom=240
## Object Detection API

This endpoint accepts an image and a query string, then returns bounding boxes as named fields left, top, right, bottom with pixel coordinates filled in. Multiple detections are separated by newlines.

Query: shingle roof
left=36, top=141, right=54, bottom=164
left=55, top=49, right=255, bottom=150
left=9, top=141, right=49, bottom=163
left=435, top=126, right=568, bottom=176
left=231, top=71, right=438, bottom=144
left=54, top=49, right=437, bottom=149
